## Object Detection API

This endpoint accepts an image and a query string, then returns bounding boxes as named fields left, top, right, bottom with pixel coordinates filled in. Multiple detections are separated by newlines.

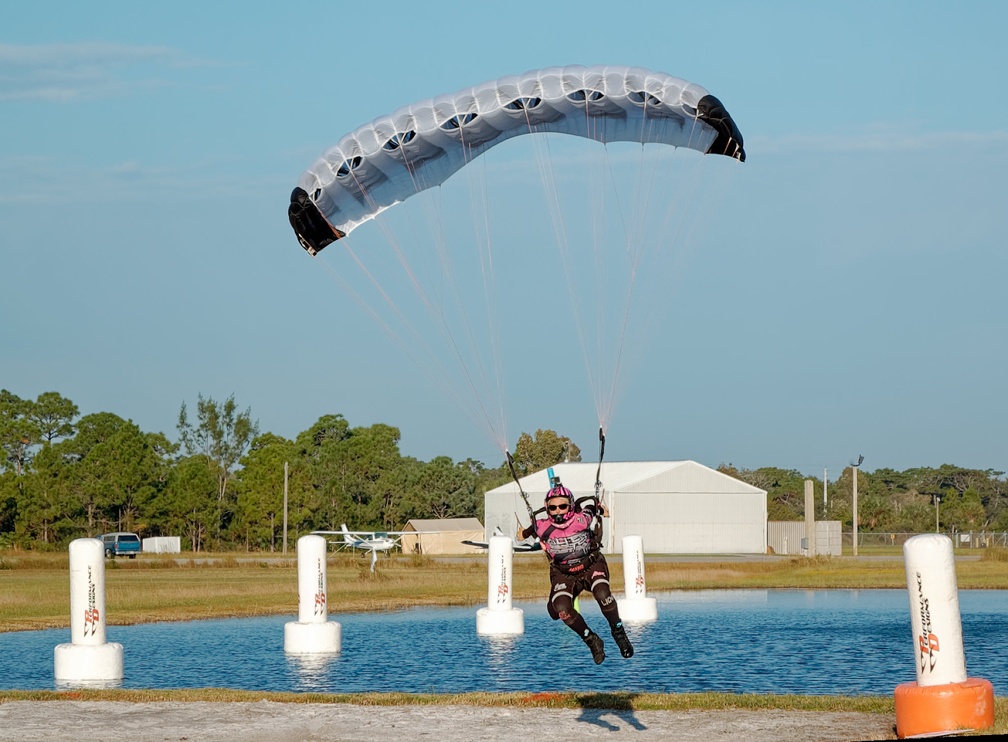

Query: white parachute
left=290, top=65, right=743, bottom=254
left=287, top=65, right=745, bottom=458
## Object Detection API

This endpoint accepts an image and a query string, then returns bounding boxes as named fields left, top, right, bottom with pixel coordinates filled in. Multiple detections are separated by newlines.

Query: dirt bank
left=0, top=700, right=897, bottom=741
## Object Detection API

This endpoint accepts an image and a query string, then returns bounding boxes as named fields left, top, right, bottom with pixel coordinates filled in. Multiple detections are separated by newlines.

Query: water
left=2, top=589, right=1006, bottom=695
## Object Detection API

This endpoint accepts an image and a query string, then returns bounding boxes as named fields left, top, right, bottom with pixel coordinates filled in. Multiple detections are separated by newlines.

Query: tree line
left=2, top=389, right=1006, bottom=551
left=0, top=389, right=580, bottom=551
left=718, top=463, right=1008, bottom=535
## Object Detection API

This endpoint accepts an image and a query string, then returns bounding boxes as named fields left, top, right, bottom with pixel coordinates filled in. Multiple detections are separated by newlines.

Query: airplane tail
left=340, top=523, right=354, bottom=545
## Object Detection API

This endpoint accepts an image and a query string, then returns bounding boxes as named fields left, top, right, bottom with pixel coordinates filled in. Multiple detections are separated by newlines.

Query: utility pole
left=852, top=455, right=863, bottom=557
left=935, top=494, right=941, bottom=534
left=283, top=461, right=289, bottom=555
left=823, top=467, right=828, bottom=513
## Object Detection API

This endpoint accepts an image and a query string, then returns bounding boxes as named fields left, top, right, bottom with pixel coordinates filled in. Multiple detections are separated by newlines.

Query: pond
left=2, top=590, right=1006, bottom=695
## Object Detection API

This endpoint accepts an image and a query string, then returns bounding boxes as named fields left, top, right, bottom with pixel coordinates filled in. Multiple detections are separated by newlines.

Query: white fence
left=846, top=531, right=1008, bottom=549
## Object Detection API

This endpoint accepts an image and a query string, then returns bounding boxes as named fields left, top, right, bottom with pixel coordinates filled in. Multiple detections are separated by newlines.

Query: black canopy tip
left=697, top=95, right=746, bottom=163
left=288, top=187, right=344, bottom=256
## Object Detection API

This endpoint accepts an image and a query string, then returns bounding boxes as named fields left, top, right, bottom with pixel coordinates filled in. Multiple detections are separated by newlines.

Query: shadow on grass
left=573, top=692, right=647, bottom=732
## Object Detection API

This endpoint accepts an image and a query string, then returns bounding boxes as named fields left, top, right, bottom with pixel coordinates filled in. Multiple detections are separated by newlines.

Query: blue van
left=100, top=532, right=141, bottom=559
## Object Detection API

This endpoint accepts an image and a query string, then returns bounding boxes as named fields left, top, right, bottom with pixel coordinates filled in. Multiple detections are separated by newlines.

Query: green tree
left=29, top=391, right=78, bottom=444
left=233, top=433, right=297, bottom=551
left=160, top=455, right=217, bottom=551
left=511, top=429, right=581, bottom=476
left=0, top=390, right=39, bottom=475
left=412, top=456, right=482, bottom=520
left=0, top=470, right=17, bottom=541
left=60, top=413, right=137, bottom=534
left=942, top=487, right=988, bottom=532
left=295, top=414, right=353, bottom=530
left=177, top=394, right=259, bottom=547
left=16, top=443, right=76, bottom=546
left=723, top=466, right=807, bottom=521
left=340, top=423, right=403, bottom=529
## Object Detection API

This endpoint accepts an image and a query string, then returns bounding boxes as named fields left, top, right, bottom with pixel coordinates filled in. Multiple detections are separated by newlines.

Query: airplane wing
left=461, top=537, right=541, bottom=553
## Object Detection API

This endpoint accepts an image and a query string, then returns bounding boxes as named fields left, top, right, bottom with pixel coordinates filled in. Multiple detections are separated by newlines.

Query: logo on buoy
left=495, top=556, right=508, bottom=603
left=84, top=565, right=99, bottom=637
left=915, top=571, right=940, bottom=673
left=314, top=558, right=326, bottom=615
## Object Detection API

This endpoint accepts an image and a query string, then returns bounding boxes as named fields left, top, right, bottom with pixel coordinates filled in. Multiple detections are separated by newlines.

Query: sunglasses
left=547, top=502, right=570, bottom=512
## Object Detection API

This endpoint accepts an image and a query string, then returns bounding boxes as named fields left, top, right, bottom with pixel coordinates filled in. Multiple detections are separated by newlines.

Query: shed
left=484, top=461, right=767, bottom=555
left=400, top=517, right=485, bottom=555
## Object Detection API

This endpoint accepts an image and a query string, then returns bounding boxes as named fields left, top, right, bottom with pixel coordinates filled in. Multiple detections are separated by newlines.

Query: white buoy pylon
left=284, top=534, right=341, bottom=654
left=616, top=534, right=658, bottom=622
left=476, top=535, right=524, bottom=635
left=894, top=533, right=993, bottom=738
left=54, top=537, right=124, bottom=684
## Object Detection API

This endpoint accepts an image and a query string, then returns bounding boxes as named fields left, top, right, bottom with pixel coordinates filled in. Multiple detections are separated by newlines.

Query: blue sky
left=2, top=1, right=1006, bottom=477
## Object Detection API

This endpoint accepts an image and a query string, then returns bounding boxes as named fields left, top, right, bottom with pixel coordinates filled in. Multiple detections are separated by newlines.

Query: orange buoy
left=896, top=535, right=995, bottom=738
left=894, top=677, right=994, bottom=738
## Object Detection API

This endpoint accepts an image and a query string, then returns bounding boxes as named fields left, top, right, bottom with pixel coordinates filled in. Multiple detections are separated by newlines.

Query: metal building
left=400, top=518, right=485, bottom=555
left=484, top=461, right=767, bottom=554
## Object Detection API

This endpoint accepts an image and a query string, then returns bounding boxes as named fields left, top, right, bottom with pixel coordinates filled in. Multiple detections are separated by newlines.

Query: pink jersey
left=533, top=509, right=598, bottom=567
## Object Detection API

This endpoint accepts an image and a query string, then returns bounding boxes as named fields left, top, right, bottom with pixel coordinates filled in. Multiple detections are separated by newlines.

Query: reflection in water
left=3, top=590, right=1007, bottom=695
left=482, top=634, right=520, bottom=675
left=287, top=653, right=338, bottom=691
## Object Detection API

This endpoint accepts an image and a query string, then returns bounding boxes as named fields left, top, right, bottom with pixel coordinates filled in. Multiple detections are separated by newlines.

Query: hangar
left=484, top=461, right=767, bottom=555
left=400, top=517, right=485, bottom=555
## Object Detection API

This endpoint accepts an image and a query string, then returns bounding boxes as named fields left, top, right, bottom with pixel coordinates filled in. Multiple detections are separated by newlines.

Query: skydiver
left=517, top=480, right=633, bottom=664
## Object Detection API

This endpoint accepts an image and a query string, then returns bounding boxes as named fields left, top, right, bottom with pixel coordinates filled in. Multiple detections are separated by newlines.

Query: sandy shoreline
left=0, top=700, right=897, bottom=741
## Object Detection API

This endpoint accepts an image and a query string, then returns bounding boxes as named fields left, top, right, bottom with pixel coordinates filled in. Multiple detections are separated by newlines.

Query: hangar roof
left=485, top=461, right=766, bottom=498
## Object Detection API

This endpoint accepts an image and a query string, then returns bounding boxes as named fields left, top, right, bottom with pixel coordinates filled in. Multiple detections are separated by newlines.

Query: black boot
left=583, top=630, right=605, bottom=664
left=611, top=622, right=634, bottom=658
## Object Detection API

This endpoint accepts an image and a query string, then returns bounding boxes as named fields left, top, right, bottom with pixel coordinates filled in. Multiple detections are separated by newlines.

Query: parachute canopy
left=289, top=65, right=744, bottom=255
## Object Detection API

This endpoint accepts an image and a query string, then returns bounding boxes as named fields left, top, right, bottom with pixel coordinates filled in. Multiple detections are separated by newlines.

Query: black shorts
left=547, top=552, right=610, bottom=617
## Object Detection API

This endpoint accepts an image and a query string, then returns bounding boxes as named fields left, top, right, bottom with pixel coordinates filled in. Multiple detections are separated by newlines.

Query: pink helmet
left=545, top=485, right=573, bottom=524
left=545, top=484, right=572, bottom=504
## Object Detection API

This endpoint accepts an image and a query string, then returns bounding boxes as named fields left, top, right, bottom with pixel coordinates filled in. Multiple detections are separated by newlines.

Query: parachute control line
left=284, top=534, right=341, bottom=654
left=894, top=534, right=993, bottom=737
left=288, top=64, right=745, bottom=256
left=54, top=538, right=124, bottom=685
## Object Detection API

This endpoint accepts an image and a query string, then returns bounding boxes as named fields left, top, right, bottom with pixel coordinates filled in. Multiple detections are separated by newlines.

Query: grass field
left=3, top=549, right=1008, bottom=632
left=2, top=548, right=1006, bottom=734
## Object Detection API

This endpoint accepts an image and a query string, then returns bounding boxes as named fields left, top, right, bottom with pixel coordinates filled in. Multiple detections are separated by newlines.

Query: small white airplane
left=313, top=524, right=432, bottom=572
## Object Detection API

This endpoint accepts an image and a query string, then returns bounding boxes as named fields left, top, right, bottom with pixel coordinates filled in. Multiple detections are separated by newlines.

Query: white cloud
left=0, top=42, right=207, bottom=102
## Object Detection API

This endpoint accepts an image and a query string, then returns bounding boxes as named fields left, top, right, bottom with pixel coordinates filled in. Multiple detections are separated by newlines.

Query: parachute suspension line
left=316, top=244, right=499, bottom=445
left=519, top=108, right=608, bottom=429
left=527, top=117, right=607, bottom=427
left=337, top=141, right=510, bottom=453
left=506, top=450, right=536, bottom=524
left=417, top=195, right=509, bottom=452
left=595, top=139, right=656, bottom=431
left=589, top=132, right=609, bottom=424
left=461, top=130, right=510, bottom=454
left=417, top=183, right=510, bottom=456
